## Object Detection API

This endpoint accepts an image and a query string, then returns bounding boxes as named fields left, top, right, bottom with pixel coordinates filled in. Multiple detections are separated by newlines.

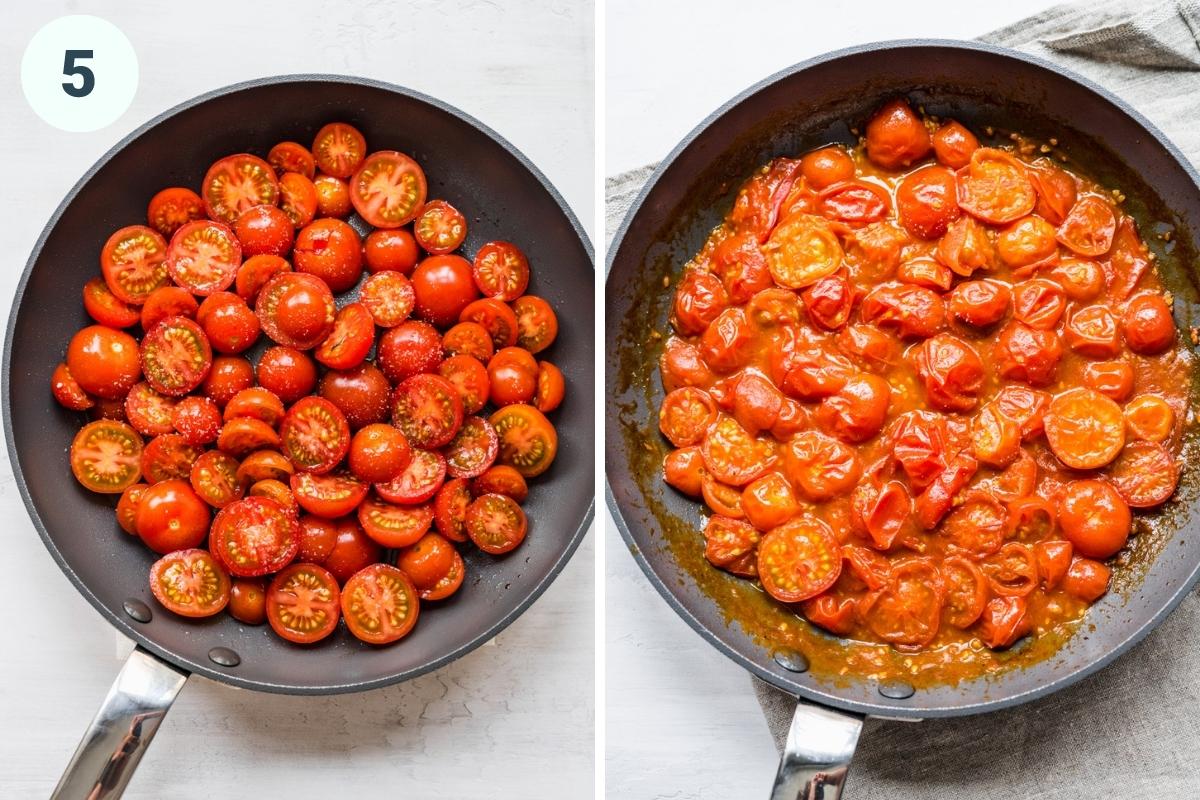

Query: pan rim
left=604, top=37, right=1200, bottom=718
left=4, top=73, right=594, bottom=695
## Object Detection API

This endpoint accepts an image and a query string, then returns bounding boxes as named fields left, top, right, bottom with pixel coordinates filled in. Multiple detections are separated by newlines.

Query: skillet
left=605, top=40, right=1200, bottom=798
left=3, top=74, right=594, bottom=798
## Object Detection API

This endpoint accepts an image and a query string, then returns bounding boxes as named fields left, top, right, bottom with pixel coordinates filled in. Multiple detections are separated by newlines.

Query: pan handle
left=51, top=646, right=188, bottom=800
left=769, top=699, right=864, bottom=800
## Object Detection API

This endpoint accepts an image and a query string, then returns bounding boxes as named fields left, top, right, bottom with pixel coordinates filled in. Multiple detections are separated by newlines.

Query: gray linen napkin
left=606, top=1, right=1200, bottom=795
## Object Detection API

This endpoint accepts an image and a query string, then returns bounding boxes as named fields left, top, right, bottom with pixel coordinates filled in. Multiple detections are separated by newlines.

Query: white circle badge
left=21, top=15, right=139, bottom=133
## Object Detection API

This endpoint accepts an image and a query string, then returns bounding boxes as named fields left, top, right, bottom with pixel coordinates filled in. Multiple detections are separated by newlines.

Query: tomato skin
left=411, top=255, right=479, bottom=327
left=202, top=356, right=255, bottom=407
left=235, top=254, right=290, bottom=304
left=172, top=396, right=221, bottom=445
left=197, top=292, right=260, bottom=355
left=418, top=549, right=465, bottom=600
left=859, top=283, right=945, bottom=339
left=364, top=229, right=420, bottom=274
left=217, top=417, right=281, bottom=457
left=53, top=362, right=94, bottom=411
left=1058, top=479, right=1130, bottom=558
left=229, top=579, right=267, bottom=625
left=896, top=165, right=960, bottom=239
left=83, top=277, right=140, bottom=329
left=268, top=563, right=341, bottom=644
left=234, top=205, right=294, bottom=257
left=147, top=187, right=205, bottom=238
left=488, top=347, right=539, bottom=406
left=341, top=564, right=420, bottom=644
left=236, top=449, right=292, bottom=483
left=1062, top=557, right=1110, bottom=601
left=472, top=241, right=530, bottom=301
left=1122, top=292, right=1174, bottom=354
left=1034, top=540, right=1073, bottom=590
left=932, top=121, right=979, bottom=169
left=995, top=322, right=1062, bottom=387
left=1050, top=258, right=1105, bottom=302
left=313, top=174, right=352, bottom=218
left=349, top=423, right=412, bottom=484
left=1056, top=195, right=1116, bottom=257
left=377, top=321, right=443, bottom=383
left=1124, top=395, right=1174, bottom=443
left=997, top=217, right=1058, bottom=271
left=956, top=149, right=1037, bottom=225
left=141, top=286, right=200, bottom=334
left=1031, top=163, right=1078, bottom=225
left=314, top=302, right=375, bottom=370
left=319, top=363, right=392, bottom=428
left=298, top=515, right=339, bottom=562
left=470, top=465, right=529, bottom=503
left=800, top=146, right=854, bottom=189
left=936, top=215, right=995, bottom=277
left=534, top=361, right=566, bottom=413
left=948, top=280, right=1011, bottom=328
left=801, top=271, right=854, bottom=330
left=816, top=374, right=890, bottom=443
left=1082, top=361, right=1133, bottom=402
left=256, top=346, right=318, bottom=405
left=293, top=218, right=363, bottom=293
left=976, top=596, right=1032, bottom=650
left=150, top=549, right=230, bottom=618
left=782, top=430, right=860, bottom=501
left=1065, top=305, right=1121, bottom=358
left=1109, top=440, right=1179, bottom=508
left=396, top=533, right=457, bottom=590
left=67, top=325, right=141, bottom=399
left=461, top=298, right=521, bottom=351
left=864, top=99, right=931, bottom=170
left=911, top=333, right=984, bottom=413
left=135, top=479, right=211, bottom=554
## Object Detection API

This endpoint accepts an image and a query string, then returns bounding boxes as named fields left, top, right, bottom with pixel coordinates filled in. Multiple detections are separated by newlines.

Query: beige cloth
left=605, top=1, right=1200, bottom=795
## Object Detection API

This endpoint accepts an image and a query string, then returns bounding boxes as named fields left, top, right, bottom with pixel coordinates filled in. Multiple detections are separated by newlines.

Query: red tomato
left=782, top=430, right=860, bottom=501
left=268, top=563, right=341, bottom=644
left=135, top=479, right=210, bottom=553
left=864, top=98, right=931, bottom=170
left=52, top=362, right=94, bottom=412
left=396, top=533, right=457, bottom=590
left=488, top=346, right=538, bottom=406
left=146, top=187, right=205, bottom=238
left=672, top=271, right=728, bottom=335
left=348, top=423, right=412, bottom=484
left=172, top=396, right=221, bottom=445
left=255, top=272, right=336, bottom=350
left=535, top=361, right=565, bottom=413
left=235, top=254, right=291, bottom=304
left=764, top=213, right=843, bottom=289
left=234, top=204, right=294, bottom=257
left=757, top=517, right=842, bottom=602
left=490, top=404, right=558, bottom=478
left=1031, top=163, right=1078, bottom=225
left=202, top=356, right=255, bottom=407
left=141, top=433, right=203, bottom=483
left=816, top=374, right=890, bottom=443
left=322, top=518, right=383, bottom=583
left=67, top=325, right=141, bottom=399
left=141, top=286, right=199, bottom=333
left=228, top=579, right=267, bottom=625
left=312, top=123, right=367, bottom=178
left=911, top=333, right=983, bottom=412
left=942, top=555, right=987, bottom=628
left=190, top=450, right=245, bottom=508
left=315, top=302, right=375, bottom=370
left=819, top=181, right=892, bottom=226
left=349, top=150, right=428, bottom=228
left=70, top=420, right=143, bottom=493
left=439, top=353, right=491, bottom=415
left=956, top=148, right=1036, bottom=224
left=461, top=298, right=521, bottom=350
left=931, top=121, right=978, bottom=169
left=279, top=172, right=318, bottom=228
left=1121, top=292, right=1175, bottom=354
left=971, top=404, right=1020, bottom=467
left=414, top=200, right=467, bottom=255
left=376, top=448, right=447, bottom=504
left=359, top=271, right=415, bottom=328
left=472, top=241, right=531, bottom=301
left=465, top=493, right=528, bottom=554
left=914, top=453, right=977, bottom=529
left=392, top=373, right=465, bottom=449
left=1050, top=258, right=1105, bottom=302
left=291, top=471, right=369, bottom=518
left=859, top=283, right=945, bottom=339
left=364, top=229, right=420, bottom=274
left=377, top=320, right=443, bottom=383
left=1082, top=360, right=1133, bottom=402
left=1034, top=540, right=1073, bottom=591
left=1062, top=557, right=1111, bottom=602
left=994, top=322, right=1062, bottom=387
left=116, top=483, right=149, bottom=533
left=235, top=449, right=292, bottom=482
left=268, top=141, right=316, bottom=179
left=319, top=363, right=392, bottom=428
left=741, top=472, right=799, bottom=530
left=256, top=346, right=318, bottom=404
left=201, top=154, right=279, bottom=225
left=411, top=255, right=479, bottom=327
left=1058, top=479, right=1130, bottom=558
left=341, top=564, right=420, bottom=644
left=359, top=495, right=433, bottom=548
left=800, top=146, right=855, bottom=189
left=445, top=416, right=499, bottom=478
left=101, top=225, right=170, bottom=304
left=1108, top=441, right=1179, bottom=508
left=1011, top=279, right=1066, bottom=329
left=997, top=216, right=1058, bottom=270
left=280, top=396, right=351, bottom=474
left=703, top=515, right=759, bottom=575
left=293, top=218, right=363, bottom=293
left=166, top=220, right=242, bottom=296
left=896, top=165, right=960, bottom=239
left=298, top=515, right=339, bottom=562
left=217, top=418, right=281, bottom=457
left=1056, top=195, right=1116, bottom=256
left=433, top=478, right=473, bottom=541
left=83, top=277, right=140, bottom=329
left=150, top=549, right=230, bottom=618
left=976, top=596, right=1032, bottom=649
left=313, top=174, right=352, bottom=218
left=936, top=215, right=995, bottom=277
left=863, top=557, right=944, bottom=647
left=197, top=292, right=260, bottom=354
left=1124, top=395, right=1174, bottom=443
left=211, top=495, right=299, bottom=576
left=1044, top=388, right=1124, bottom=470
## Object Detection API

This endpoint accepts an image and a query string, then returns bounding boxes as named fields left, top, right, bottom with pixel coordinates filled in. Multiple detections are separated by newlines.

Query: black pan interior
left=606, top=41, right=1200, bottom=718
left=4, top=76, right=594, bottom=693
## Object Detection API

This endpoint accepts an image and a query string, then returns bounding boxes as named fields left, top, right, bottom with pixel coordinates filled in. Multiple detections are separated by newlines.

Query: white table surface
left=603, top=1, right=1056, bottom=798
left=0, top=2, right=594, bottom=798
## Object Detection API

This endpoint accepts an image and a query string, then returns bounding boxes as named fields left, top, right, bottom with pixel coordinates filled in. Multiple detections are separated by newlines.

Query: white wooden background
left=0, top=2, right=594, bottom=799
left=604, top=1, right=1056, bottom=798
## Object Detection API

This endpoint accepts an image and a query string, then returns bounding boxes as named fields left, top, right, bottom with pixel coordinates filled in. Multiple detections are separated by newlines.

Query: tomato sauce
left=656, top=98, right=1194, bottom=683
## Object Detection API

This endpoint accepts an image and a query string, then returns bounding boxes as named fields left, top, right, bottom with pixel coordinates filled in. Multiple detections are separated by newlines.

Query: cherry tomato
left=1109, top=441, right=1179, bottom=508
left=141, top=433, right=203, bottom=483
left=359, top=271, right=415, bottom=328
left=816, top=374, right=890, bottom=443
left=860, top=283, right=945, bottom=339
left=983, top=542, right=1039, bottom=597
left=931, top=120, right=978, bottom=169
left=281, top=396, right=351, bottom=474
left=291, top=471, right=369, bottom=518
left=947, top=280, right=1010, bottom=328
left=319, top=363, right=392, bottom=428
left=458, top=298, right=519, bottom=352
left=358, top=494, right=434, bottom=547
left=942, top=555, right=987, bottom=628
left=1056, top=195, right=1116, bottom=256
left=800, top=146, right=854, bottom=189
left=146, top=187, right=205, bottom=238
left=348, top=423, right=412, bottom=484
left=293, top=218, right=363, bottom=293
left=52, top=362, right=94, bottom=412
left=139, top=316, right=212, bottom=397
left=376, top=448, right=446, bottom=505
left=298, top=515, right=339, bottom=562
left=392, top=373, right=464, bottom=449
left=994, top=322, right=1062, bottom=387
left=268, top=563, right=341, bottom=644
left=472, top=241, right=531, bottom=301
left=438, top=353, right=491, bottom=415
left=1034, top=540, right=1073, bottom=590
left=819, top=180, right=891, bottom=226
left=896, top=165, right=960, bottom=239
left=236, top=450, right=293, bottom=484
left=268, top=141, right=316, bottom=179
left=116, top=483, right=149, bottom=533
left=190, top=450, right=245, bottom=508
left=341, top=564, right=420, bottom=644
left=229, top=579, right=267, bottom=625
left=739, top=472, right=797, bottom=530
left=202, top=154, right=279, bottom=225
left=936, top=215, right=995, bottom=277
left=415, top=548, right=464, bottom=601
left=83, top=277, right=140, bottom=329
left=1124, top=395, right=1174, bottom=443
left=217, top=417, right=282, bottom=457
left=943, top=491, right=1007, bottom=557
left=1030, top=163, right=1078, bottom=225
left=703, top=515, right=759, bottom=575
left=911, top=333, right=983, bottom=412
left=782, top=430, right=859, bottom=501
left=1062, top=557, right=1110, bottom=602
left=71, top=420, right=143, bottom=493
left=1050, top=258, right=1105, bottom=302
left=672, top=271, right=727, bottom=335
left=411, top=255, right=479, bottom=327
left=864, top=98, right=931, bottom=170
left=914, top=453, right=977, bottom=529
left=234, top=204, right=294, bottom=257
left=279, top=172, right=318, bottom=228
left=971, top=404, right=1020, bottom=467
left=997, top=216, right=1058, bottom=270
left=1121, top=292, right=1175, bottom=354
left=433, top=478, right=473, bottom=542
left=377, top=320, right=443, bottom=383
left=445, top=416, right=499, bottom=479
left=363, top=229, right=420, bottom=274
left=67, top=325, right=141, bottom=399
left=1058, top=479, right=1130, bottom=558
left=757, top=517, right=842, bottom=603
left=257, top=346, right=318, bottom=404
left=864, top=557, right=946, bottom=647
left=349, top=150, right=427, bottom=228
left=535, top=361, right=565, bottom=413
left=956, top=148, right=1036, bottom=224
left=313, top=174, right=352, bottom=218
left=150, top=549, right=230, bottom=618
left=414, top=200, right=467, bottom=255
left=314, top=302, right=375, bottom=370
left=1082, top=360, right=1133, bottom=402
left=488, top=346, right=538, bottom=406
left=172, top=396, right=220, bottom=445
left=490, top=404, right=558, bottom=478
left=212, top=495, right=300, bottom=576
left=101, top=225, right=169, bottom=304
left=235, top=254, right=291, bottom=304
left=141, top=286, right=200, bottom=333
left=322, top=519, right=383, bottom=583
left=1064, top=305, right=1121, bottom=358
left=470, top=465, right=529, bottom=504
left=763, top=213, right=843, bottom=288
left=313, top=122, right=367, bottom=178
left=202, top=356, right=255, bottom=407
left=465, top=493, right=528, bottom=554
left=1044, top=388, right=1125, bottom=470
left=397, top=533, right=457, bottom=590
left=1011, top=279, right=1066, bottom=330
left=976, top=596, right=1032, bottom=650
left=136, top=479, right=210, bottom=553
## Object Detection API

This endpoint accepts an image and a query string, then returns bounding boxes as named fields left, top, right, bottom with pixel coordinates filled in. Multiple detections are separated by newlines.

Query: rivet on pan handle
left=769, top=700, right=864, bottom=800
left=51, top=647, right=188, bottom=800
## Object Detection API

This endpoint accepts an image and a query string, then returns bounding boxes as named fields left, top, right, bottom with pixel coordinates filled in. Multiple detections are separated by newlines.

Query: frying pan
left=606, top=40, right=1200, bottom=798
left=4, top=75, right=594, bottom=798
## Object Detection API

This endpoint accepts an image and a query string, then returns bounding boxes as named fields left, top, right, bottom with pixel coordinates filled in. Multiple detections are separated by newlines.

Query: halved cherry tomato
left=942, top=555, right=987, bottom=628
left=341, top=564, right=420, bottom=644
left=1050, top=258, right=1105, bottom=302
left=150, top=549, right=230, bottom=618
left=851, top=479, right=911, bottom=550
left=1058, top=479, right=1130, bottom=558
left=348, top=423, right=411, bottom=484
left=1108, top=441, right=1179, bottom=508
left=142, top=286, right=200, bottom=333
left=1122, top=292, right=1175, bottom=355
left=700, top=416, right=774, bottom=487
left=443, top=322, right=495, bottom=362
left=203, top=356, right=255, bottom=407
left=190, top=450, right=246, bottom=508
left=1065, top=305, right=1121, bottom=358
left=249, top=479, right=298, bottom=515
left=234, top=204, right=294, bottom=258
left=819, top=180, right=891, bottom=226
left=256, top=346, right=318, bottom=405
left=816, top=374, right=890, bottom=443
left=116, top=483, right=149, bottom=534
left=1124, top=395, right=1174, bottom=443
left=890, top=410, right=947, bottom=489
left=166, top=220, right=242, bottom=296
left=83, top=277, right=140, bottom=328
left=418, top=548, right=465, bottom=601
left=216, top=417, right=281, bottom=457
left=911, top=333, right=983, bottom=413
left=1030, top=162, right=1078, bottom=225
left=359, top=271, right=415, bottom=328
left=1056, top=195, right=1116, bottom=256
left=932, top=121, right=978, bottom=170
left=315, top=302, right=374, bottom=370
left=1082, top=360, right=1133, bottom=402
left=972, top=404, right=1020, bottom=467
left=896, top=166, right=959, bottom=239
left=757, top=517, right=842, bottom=603
left=358, top=495, right=433, bottom=548
left=280, top=397, right=351, bottom=474
left=136, top=479, right=210, bottom=552
left=859, top=283, right=945, bottom=339
left=438, top=354, right=490, bottom=415
left=943, top=490, right=1006, bottom=557
left=236, top=450, right=293, bottom=485
left=983, top=542, right=1039, bottom=597
left=471, top=465, right=529, bottom=503
left=465, top=493, right=528, bottom=554
left=433, top=478, right=472, bottom=542
left=1062, top=557, right=1110, bottom=602
left=376, top=448, right=447, bottom=504
left=535, top=361, right=565, bottom=413
left=976, top=596, right=1032, bottom=650
left=445, top=416, right=499, bottom=479
left=800, top=271, right=855, bottom=330
left=673, top=271, right=728, bottom=336
left=1044, top=388, right=1124, bottom=470
left=228, top=579, right=267, bottom=625
left=1007, top=496, right=1056, bottom=543
left=800, top=146, right=855, bottom=189
left=392, top=373, right=464, bottom=449
left=71, top=420, right=143, bottom=493
left=740, top=472, right=798, bottom=531
left=862, top=556, right=943, bottom=647
left=703, top=515, right=759, bottom=574
left=147, top=187, right=205, bottom=238
left=783, top=430, right=859, bottom=501
left=997, top=216, right=1058, bottom=270
left=124, top=382, right=175, bottom=436
left=702, top=473, right=744, bottom=518
left=1034, top=540, right=1073, bottom=590
left=397, top=533, right=457, bottom=590
left=255, top=272, right=336, bottom=350
left=313, top=174, right=352, bottom=218
left=1012, top=279, right=1066, bottom=329
left=914, top=453, right=977, bottom=529
left=141, top=433, right=203, bottom=483
left=202, top=154, right=279, bottom=224
left=659, top=387, right=717, bottom=449
left=350, top=150, right=427, bottom=228
left=312, top=122, right=367, bottom=179
left=212, top=495, right=300, bottom=576
left=459, top=298, right=520, bottom=350
left=956, top=148, right=1036, bottom=224
left=472, top=241, right=530, bottom=301
left=235, top=254, right=290, bottom=304
left=995, top=322, right=1062, bottom=387
left=935, top=214, right=995, bottom=277
left=139, top=316, right=213, bottom=397
left=293, top=218, right=363, bottom=293
left=101, top=225, right=169, bottom=305
left=268, top=141, right=316, bottom=179
left=279, top=172, right=318, bottom=228
left=268, top=563, right=341, bottom=644
left=993, top=385, right=1050, bottom=441
left=763, top=214, right=843, bottom=288
left=414, top=200, right=467, bottom=255
left=172, top=396, right=221, bottom=445
left=52, top=362, right=94, bottom=412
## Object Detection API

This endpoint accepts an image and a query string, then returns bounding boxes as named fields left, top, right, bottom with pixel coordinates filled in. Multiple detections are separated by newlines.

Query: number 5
left=62, top=50, right=95, bottom=98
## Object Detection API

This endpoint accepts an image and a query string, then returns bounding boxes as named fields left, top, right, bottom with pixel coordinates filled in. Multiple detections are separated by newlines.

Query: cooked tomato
left=1030, top=163, right=1078, bottom=225
left=280, top=396, right=351, bottom=474
left=360, top=271, right=415, bottom=328
left=819, top=180, right=891, bottom=226
left=1124, top=395, right=1174, bottom=443
left=101, top=225, right=169, bottom=304
left=312, top=122, right=367, bottom=179
left=896, top=165, right=959, bottom=239
left=983, top=542, right=1039, bottom=597
left=1044, top=388, right=1125, bottom=470
left=942, top=555, right=987, bottom=628
left=83, top=277, right=140, bottom=329
left=816, top=374, right=890, bottom=443
left=997, top=216, right=1058, bottom=270
left=851, top=479, right=912, bottom=550
left=972, top=404, right=1020, bottom=467
left=392, top=373, right=464, bottom=449
left=314, top=302, right=375, bottom=370
left=1011, top=279, right=1066, bottom=329
left=1034, top=540, right=1073, bottom=591
left=1058, top=479, right=1130, bottom=558
left=136, top=479, right=210, bottom=553
left=211, top=496, right=299, bottom=577
left=268, top=563, right=341, bottom=644
left=256, top=346, right=318, bottom=404
left=202, top=154, right=279, bottom=224
left=465, top=493, right=528, bottom=554
left=976, top=596, right=1032, bottom=649
left=860, top=283, right=945, bottom=338
left=782, top=430, right=859, bottom=501
left=757, top=517, right=841, bottom=602
left=703, top=515, right=759, bottom=574
left=943, top=490, right=1006, bottom=557
left=293, top=218, right=363, bottom=293
left=377, top=320, right=444, bottom=383
left=1064, top=305, right=1121, bottom=358
left=763, top=213, right=842, bottom=288
left=1062, top=557, right=1110, bottom=602
left=147, top=187, right=205, bottom=238
left=268, top=141, right=316, bottom=179
left=994, top=322, right=1062, bottom=387
left=932, top=121, right=978, bottom=169
left=139, top=316, right=212, bottom=397
left=71, top=420, right=143, bottom=493
left=376, top=448, right=447, bottom=504
left=800, top=146, right=855, bottom=189
left=1050, top=258, right=1105, bottom=302
left=956, top=148, right=1036, bottom=224
left=864, top=98, right=931, bottom=170
left=150, top=549, right=229, bottom=618
left=1056, top=195, right=1116, bottom=256
left=359, top=495, right=433, bottom=548
left=473, top=241, right=531, bottom=301
left=348, top=423, right=412, bottom=484
left=1108, top=441, right=1179, bottom=508
left=341, top=564, right=420, bottom=644
left=255, top=272, right=336, bottom=350
left=896, top=257, right=952, bottom=292
left=67, top=325, right=141, bottom=399
left=1122, top=292, right=1175, bottom=355
left=349, top=150, right=427, bottom=228
left=1082, top=361, right=1133, bottom=402
left=862, top=557, right=944, bottom=647
left=414, top=200, right=467, bottom=255
left=364, top=229, right=420, bottom=274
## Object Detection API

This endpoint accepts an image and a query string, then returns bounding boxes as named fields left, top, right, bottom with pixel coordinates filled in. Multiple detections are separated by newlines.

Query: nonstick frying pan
left=606, top=40, right=1200, bottom=798
left=4, top=75, right=594, bottom=798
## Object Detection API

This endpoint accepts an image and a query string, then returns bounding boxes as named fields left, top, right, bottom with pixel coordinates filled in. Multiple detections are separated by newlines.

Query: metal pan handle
left=769, top=700, right=864, bottom=800
left=51, top=646, right=188, bottom=800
